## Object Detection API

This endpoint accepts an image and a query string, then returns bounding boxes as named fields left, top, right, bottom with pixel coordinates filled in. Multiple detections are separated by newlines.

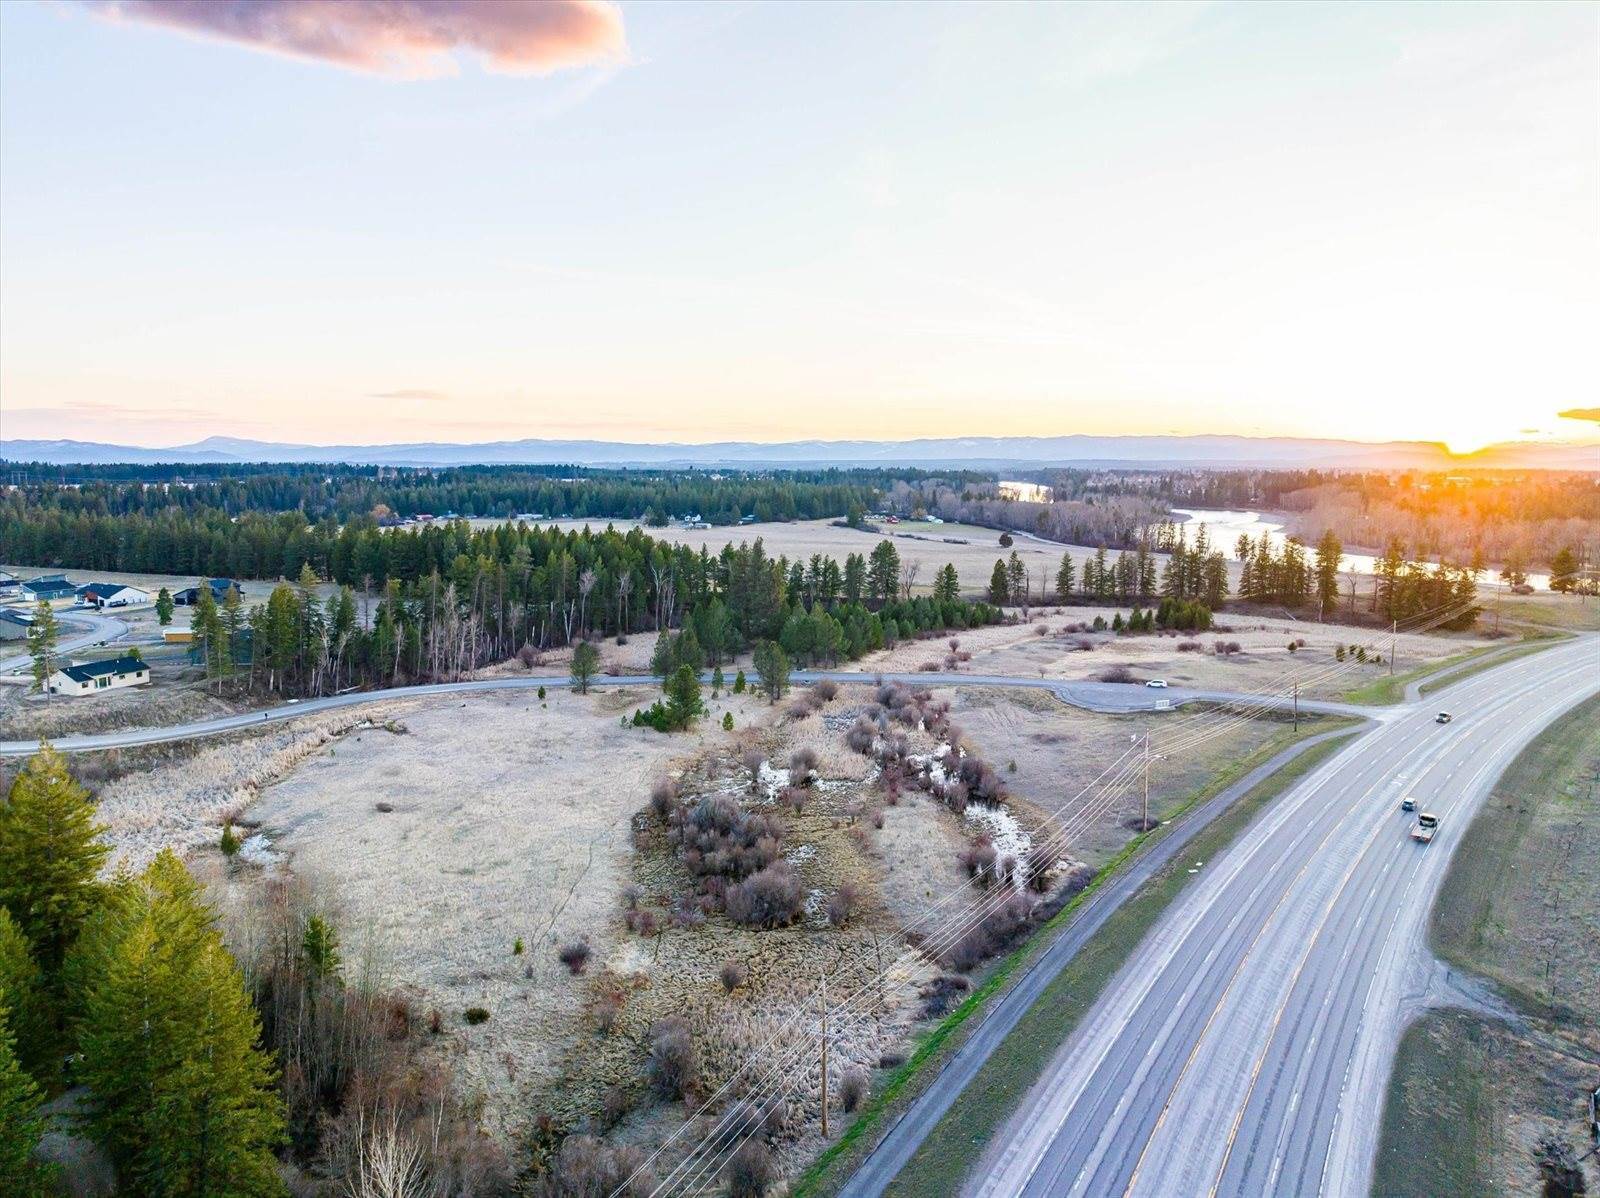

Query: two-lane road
left=966, top=635, right=1596, bottom=1197
left=0, top=669, right=1376, bottom=757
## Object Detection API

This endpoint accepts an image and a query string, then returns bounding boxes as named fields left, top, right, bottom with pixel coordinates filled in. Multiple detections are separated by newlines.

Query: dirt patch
left=948, top=688, right=1286, bottom=867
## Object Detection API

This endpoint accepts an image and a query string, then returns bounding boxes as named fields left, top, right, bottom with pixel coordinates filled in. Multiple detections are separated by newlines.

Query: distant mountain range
left=2, top=434, right=1595, bottom=472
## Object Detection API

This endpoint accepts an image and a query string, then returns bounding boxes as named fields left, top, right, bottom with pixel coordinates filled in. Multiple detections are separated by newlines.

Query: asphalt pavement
left=952, top=634, right=1598, bottom=1197
left=0, top=669, right=1377, bottom=757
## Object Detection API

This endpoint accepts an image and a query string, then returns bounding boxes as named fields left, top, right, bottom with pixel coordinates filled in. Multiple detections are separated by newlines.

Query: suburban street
left=940, top=635, right=1599, bottom=1198
left=0, top=669, right=1378, bottom=757
left=0, top=610, right=128, bottom=675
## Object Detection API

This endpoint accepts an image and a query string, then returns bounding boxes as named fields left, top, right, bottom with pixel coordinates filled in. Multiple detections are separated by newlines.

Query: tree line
left=0, top=464, right=935, bottom=527
left=171, top=528, right=999, bottom=699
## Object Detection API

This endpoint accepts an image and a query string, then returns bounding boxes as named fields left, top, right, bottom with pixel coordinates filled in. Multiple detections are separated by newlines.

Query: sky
left=1, top=0, right=1597, bottom=453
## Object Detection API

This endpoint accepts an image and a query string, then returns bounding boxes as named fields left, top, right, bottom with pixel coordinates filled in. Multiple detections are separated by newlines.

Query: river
left=1172, top=508, right=1551, bottom=590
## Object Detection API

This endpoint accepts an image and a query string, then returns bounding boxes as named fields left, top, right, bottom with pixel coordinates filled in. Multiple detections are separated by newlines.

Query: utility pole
left=1293, top=682, right=1299, bottom=732
left=1142, top=733, right=1151, bottom=833
left=819, top=975, right=830, bottom=1137
left=1389, top=618, right=1396, bottom=675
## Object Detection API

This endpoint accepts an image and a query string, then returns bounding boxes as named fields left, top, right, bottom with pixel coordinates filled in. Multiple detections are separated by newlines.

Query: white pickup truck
left=1411, top=812, right=1439, bottom=844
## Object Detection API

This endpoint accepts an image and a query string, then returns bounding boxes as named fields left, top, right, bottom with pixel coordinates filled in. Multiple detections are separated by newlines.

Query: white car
left=1144, top=679, right=1169, bottom=688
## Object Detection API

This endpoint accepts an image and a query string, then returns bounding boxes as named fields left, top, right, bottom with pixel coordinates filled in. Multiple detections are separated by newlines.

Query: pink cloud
left=82, top=0, right=626, bottom=77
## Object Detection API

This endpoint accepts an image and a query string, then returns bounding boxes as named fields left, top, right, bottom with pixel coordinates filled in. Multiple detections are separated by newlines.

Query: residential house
left=174, top=578, right=245, bottom=606
left=76, top=582, right=152, bottom=609
left=47, top=655, right=150, bottom=696
left=20, top=574, right=78, bottom=605
left=0, top=608, right=33, bottom=641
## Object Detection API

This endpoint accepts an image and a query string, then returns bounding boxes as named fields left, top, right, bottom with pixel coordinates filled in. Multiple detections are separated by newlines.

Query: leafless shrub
left=516, top=644, right=543, bottom=670
left=725, top=862, right=805, bottom=928
left=779, top=786, right=806, bottom=814
left=789, top=747, right=819, bottom=784
left=871, top=809, right=884, bottom=830
left=671, top=898, right=706, bottom=930
left=742, top=748, right=767, bottom=791
left=1177, top=640, right=1202, bottom=652
left=649, top=778, right=678, bottom=821
left=839, top=1067, right=869, bottom=1112
left=1214, top=640, right=1242, bottom=656
left=879, top=1051, right=906, bottom=1069
left=948, top=638, right=961, bottom=651
left=531, top=1134, right=655, bottom=1198
left=648, top=1018, right=699, bottom=1101
left=1072, top=637, right=1095, bottom=651
left=622, top=883, right=642, bottom=911
left=593, top=989, right=625, bottom=1034
left=1035, top=624, right=1048, bottom=636
left=719, top=960, right=747, bottom=994
left=343, top=1111, right=438, bottom=1198
left=812, top=680, right=839, bottom=702
left=675, top=796, right=784, bottom=882
left=1060, top=863, right=1096, bottom=896
left=826, top=884, right=860, bottom=927
left=787, top=698, right=815, bottom=719
left=919, top=660, right=941, bottom=672
left=1098, top=664, right=1137, bottom=683
left=958, top=838, right=998, bottom=885
left=725, top=1140, right=776, bottom=1198
left=845, top=718, right=876, bottom=755
left=624, top=908, right=658, bottom=937
left=918, top=973, right=970, bottom=1018
left=558, top=939, right=592, bottom=975
left=942, top=893, right=1037, bottom=971
left=1025, top=845, right=1057, bottom=892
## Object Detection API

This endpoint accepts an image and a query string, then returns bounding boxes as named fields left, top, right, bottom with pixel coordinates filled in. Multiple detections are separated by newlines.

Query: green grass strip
left=793, top=718, right=1359, bottom=1198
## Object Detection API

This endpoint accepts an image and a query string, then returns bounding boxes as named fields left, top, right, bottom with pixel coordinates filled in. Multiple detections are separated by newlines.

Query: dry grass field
left=68, top=666, right=1320, bottom=1181
left=862, top=607, right=1492, bottom=701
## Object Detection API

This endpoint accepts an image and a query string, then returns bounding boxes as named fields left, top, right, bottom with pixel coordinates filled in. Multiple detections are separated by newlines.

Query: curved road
left=902, top=635, right=1596, bottom=1198
left=0, top=670, right=1376, bottom=757
left=0, top=610, right=129, bottom=675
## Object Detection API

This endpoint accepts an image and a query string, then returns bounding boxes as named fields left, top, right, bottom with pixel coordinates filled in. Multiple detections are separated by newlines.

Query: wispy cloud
left=80, top=0, right=626, bottom=78
left=368, top=388, right=451, bottom=401
left=1558, top=408, right=1600, bottom=424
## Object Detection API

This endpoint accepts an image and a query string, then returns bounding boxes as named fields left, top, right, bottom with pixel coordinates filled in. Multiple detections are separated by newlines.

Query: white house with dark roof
left=47, top=655, right=150, bottom=696
left=76, top=581, right=151, bottom=609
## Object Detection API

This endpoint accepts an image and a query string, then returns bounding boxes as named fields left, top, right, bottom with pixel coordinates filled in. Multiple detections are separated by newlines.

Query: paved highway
left=0, top=670, right=1376, bottom=757
left=942, top=634, right=1599, bottom=1198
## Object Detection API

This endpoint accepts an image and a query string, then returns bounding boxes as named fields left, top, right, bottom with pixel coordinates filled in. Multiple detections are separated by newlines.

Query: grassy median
left=796, top=717, right=1359, bottom=1198
left=1373, top=692, right=1600, bottom=1197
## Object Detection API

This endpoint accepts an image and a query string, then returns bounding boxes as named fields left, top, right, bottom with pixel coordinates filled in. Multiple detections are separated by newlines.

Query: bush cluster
left=725, top=863, right=805, bottom=928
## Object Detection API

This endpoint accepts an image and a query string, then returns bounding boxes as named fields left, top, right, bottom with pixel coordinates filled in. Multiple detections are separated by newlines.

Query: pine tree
left=752, top=641, right=790, bottom=704
left=1054, top=553, right=1075, bottom=604
left=1549, top=547, right=1578, bottom=594
left=155, top=587, right=175, bottom=627
left=300, top=914, right=340, bottom=982
left=0, top=745, right=109, bottom=978
left=988, top=560, right=1010, bottom=605
left=25, top=602, right=58, bottom=700
left=77, top=850, right=285, bottom=1197
left=0, top=1002, right=51, bottom=1198
left=1314, top=531, right=1342, bottom=617
left=662, top=664, right=704, bottom=730
left=571, top=640, right=600, bottom=693
left=0, top=910, right=49, bottom=1082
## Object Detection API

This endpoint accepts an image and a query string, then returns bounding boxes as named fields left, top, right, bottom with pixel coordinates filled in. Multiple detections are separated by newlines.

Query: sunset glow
left=2, top=2, right=1597, bottom=450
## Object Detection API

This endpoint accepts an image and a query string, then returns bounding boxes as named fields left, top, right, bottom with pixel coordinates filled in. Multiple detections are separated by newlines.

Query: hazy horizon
left=2, top=1, right=1597, bottom=453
